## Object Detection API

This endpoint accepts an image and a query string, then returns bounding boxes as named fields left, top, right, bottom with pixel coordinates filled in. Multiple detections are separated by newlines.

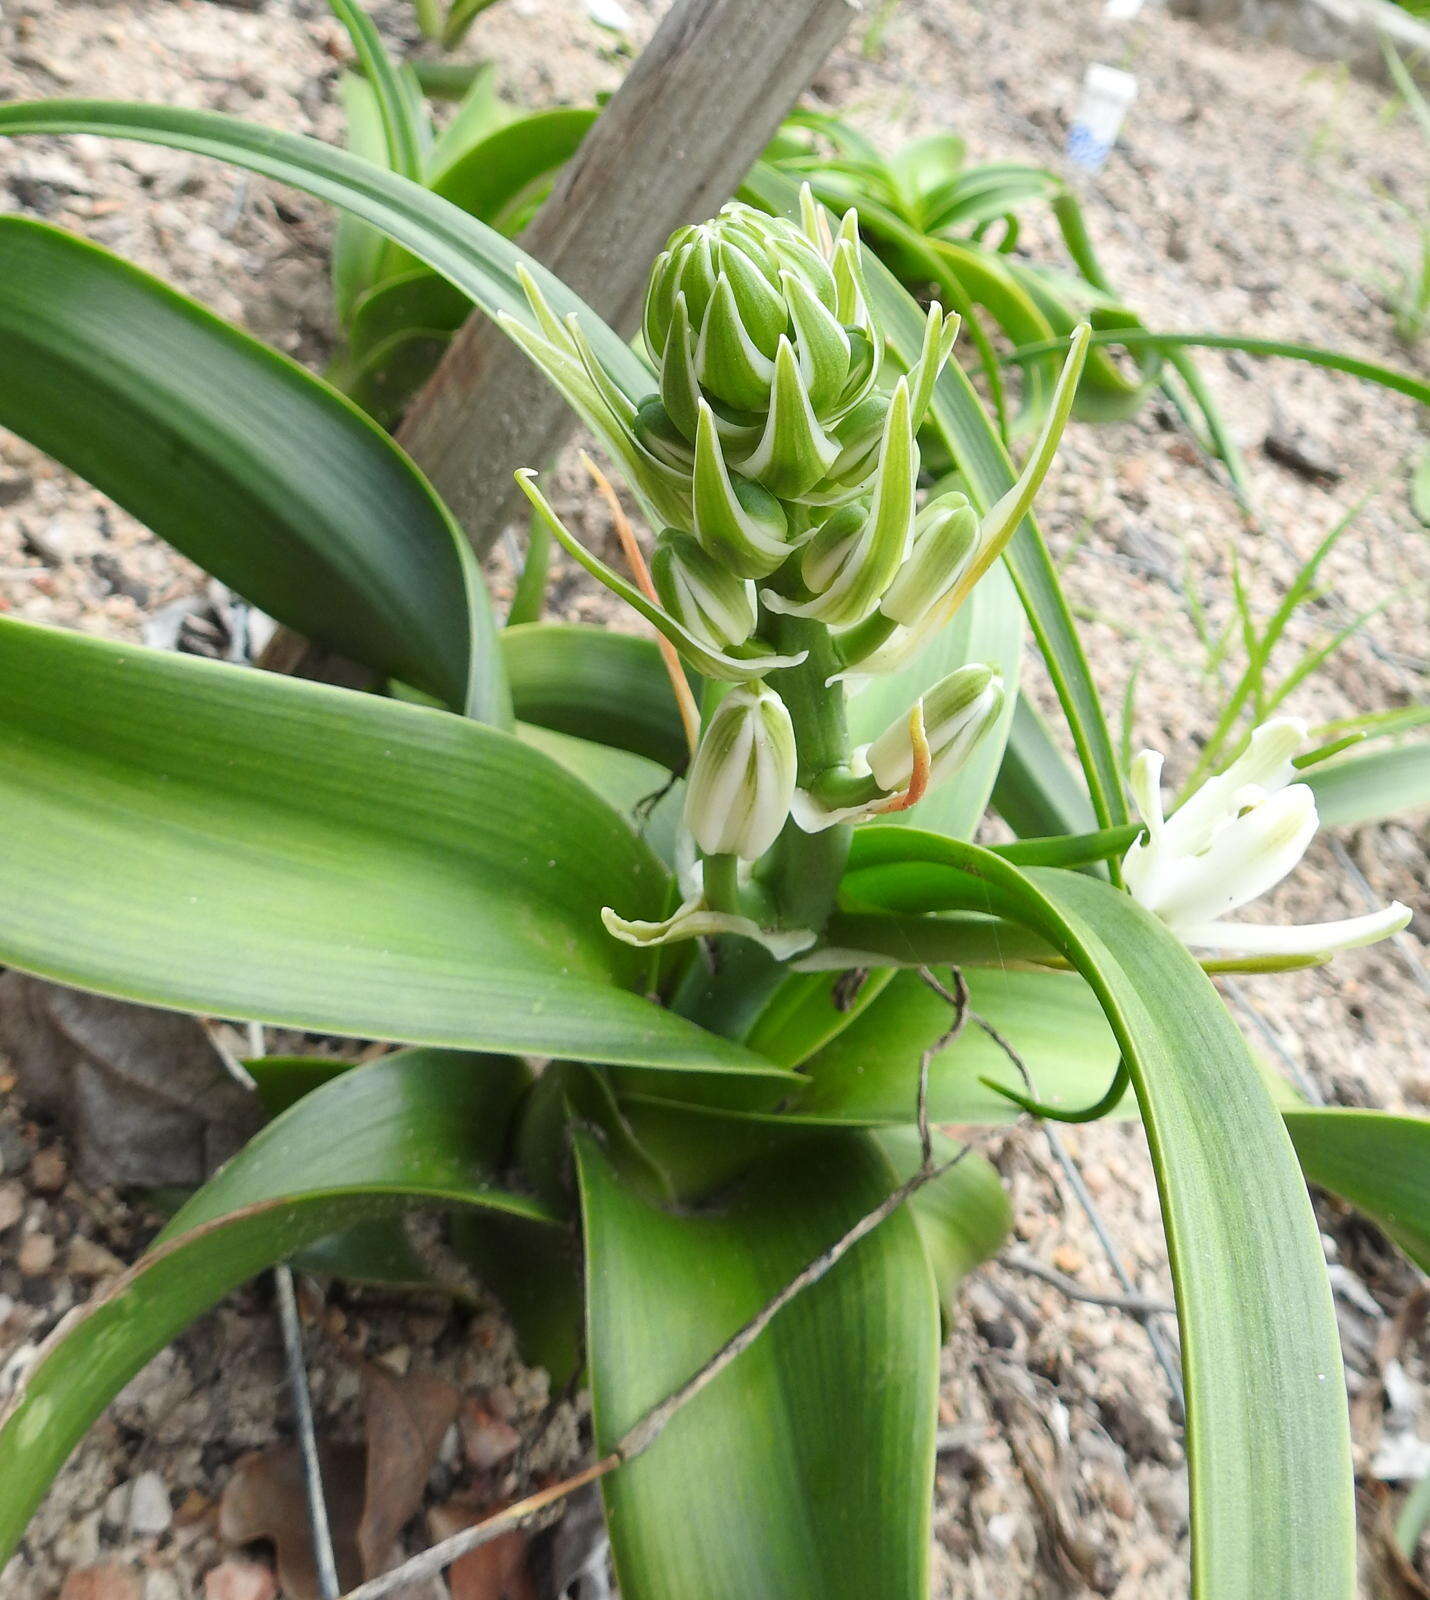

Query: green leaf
left=0, top=618, right=785, bottom=1083
left=577, top=1125, right=939, bottom=1600
left=873, top=1129, right=1012, bottom=1318
left=1008, top=328, right=1430, bottom=408
left=0, top=98, right=654, bottom=404
left=821, top=830, right=1356, bottom=1600
left=1303, top=741, right=1430, bottom=827
left=0, top=217, right=497, bottom=718
left=328, top=0, right=424, bottom=184
left=0, top=1049, right=553, bottom=1563
left=992, top=696, right=1099, bottom=838
left=332, top=72, right=393, bottom=323
left=503, top=623, right=692, bottom=771
left=1284, top=1108, right=1430, bottom=1272
left=797, top=966, right=1124, bottom=1126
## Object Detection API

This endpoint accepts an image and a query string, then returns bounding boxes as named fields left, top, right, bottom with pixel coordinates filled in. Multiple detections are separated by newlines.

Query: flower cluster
left=509, top=192, right=1086, bottom=951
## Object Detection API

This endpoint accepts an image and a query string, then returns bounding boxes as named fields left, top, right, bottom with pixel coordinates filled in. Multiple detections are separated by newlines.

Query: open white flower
left=1124, top=718, right=1411, bottom=958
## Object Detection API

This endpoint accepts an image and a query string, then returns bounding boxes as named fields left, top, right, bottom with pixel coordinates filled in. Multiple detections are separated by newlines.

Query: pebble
left=0, top=1180, right=24, bottom=1232
left=126, top=1472, right=172, bottom=1537
left=58, top=1565, right=140, bottom=1600
left=0, top=1125, right=32, bottom=1177
left=203, top=1561, right=278, bottom=1600
left=1051, top=1243, right=1086, bottom=1275
left=460, top=1400, right=521, bottom=1471
left=67, top=1236, right=125, bottom=1279
left=30, top=1146, right=68, bottom=1193
left=18, top=1231, right=56, bottom=1276
left=143, top=1574, right=184, bottom=1600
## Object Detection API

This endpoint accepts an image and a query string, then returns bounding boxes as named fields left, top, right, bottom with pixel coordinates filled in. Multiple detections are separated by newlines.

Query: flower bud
left=683, top=683, right=798, bottom=860
left=650, top=531, right=758, bottom=652
left=691, top=401, right=791, bottom=577
left=762, top=378, right=917, bottom=627
left=865, top=664, right=1003, bottom=792
left=642, top=200, right=880, bottom=473
left=878, top=492, right=979, bottom=626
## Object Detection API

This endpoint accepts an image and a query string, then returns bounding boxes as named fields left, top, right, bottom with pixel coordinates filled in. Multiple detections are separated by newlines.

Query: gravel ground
left=0, top=0, right=1426, bottom=1594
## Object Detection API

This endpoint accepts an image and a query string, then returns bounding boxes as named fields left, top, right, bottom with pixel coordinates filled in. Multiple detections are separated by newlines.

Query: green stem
left=763, top=612, right=853, bottom=934
left=702, top=852, right=741, bottom=915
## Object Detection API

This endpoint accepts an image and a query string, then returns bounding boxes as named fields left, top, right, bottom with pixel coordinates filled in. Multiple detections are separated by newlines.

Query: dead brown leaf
left=219, top=1442, right=365, bottom=1597
left=357, top=1360, right=462, bottom=1575
left=429, top=1499, right=539, bottom=1600
left=218, top=1360, right=460, bottom=1597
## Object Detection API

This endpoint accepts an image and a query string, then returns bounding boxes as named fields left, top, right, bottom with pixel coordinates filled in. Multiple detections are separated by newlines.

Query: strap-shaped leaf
left=1304, top=742, right=1430, bottom=827
left=503, top=624, right=693, bottom=772
left=1285, top=1109, right=1430, bottom=1272
left=0, top=217, right=498, bottom=718
left=577, top=1126, right=939, bottom=1600
left=0, top=99, right=653, bottom=402
left=796, top=967, right=1123, bottom=1125
left=0, top=618, right=784, bottom=1082
left=993, top=694, right=1099, bottom=839
left=0, top=1049, right=553, bottom=1562
left=821, top=829, right=1355, bottom=1600
left=873, top=1129, right=1012, bottom=1318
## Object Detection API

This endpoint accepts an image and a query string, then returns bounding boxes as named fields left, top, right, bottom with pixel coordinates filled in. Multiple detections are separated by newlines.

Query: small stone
left=68, top=1236, right=126, bottom=1279
left=102, top=1482, right=130, bottom=1530
left=143, top=1573, right=184, bottom=1600
left=203, top=1560, right=278, bottom=1600
left=373, top=1342, right=411, bottom=1376
left=0, top=1181, right=23, bottom=1232
left=18, top=1230, right=56, bottom=1276
left=460, top=1400, right=521, bottom=1471
left=127, top=1471, right=172, bottom=1536
left=30, top=1145, right=68, bottom=1193
left=0, top=471, right=33, bottom=507
left=1051, top=1243, right=1085, bottom=1275
left=0, top=1125, right=32, bottom=1177
left=59, top=1564, right=140, bottom=1600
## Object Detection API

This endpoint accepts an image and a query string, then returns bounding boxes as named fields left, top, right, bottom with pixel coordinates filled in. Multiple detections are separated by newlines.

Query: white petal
left=1175, top=901, right=1411, bottom=957
left=601, top=900, right=815, bottom=958
left=1164, top=718, right=1309, bottom=857
left=1128, top=749, right=1165, bottom=835
left=1153, top=785, right=1318, bottom=927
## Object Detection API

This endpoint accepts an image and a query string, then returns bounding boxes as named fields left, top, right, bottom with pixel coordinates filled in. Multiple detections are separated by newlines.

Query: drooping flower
left=793, top=664, right=1004, bottom=831
left=683, top=682, right=799, bottom=861
left=1124, top=718, right=1411, bottom=957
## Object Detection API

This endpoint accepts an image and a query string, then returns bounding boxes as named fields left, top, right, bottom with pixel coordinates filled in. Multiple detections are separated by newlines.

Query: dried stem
left=582, top=452, right=701, bottom=759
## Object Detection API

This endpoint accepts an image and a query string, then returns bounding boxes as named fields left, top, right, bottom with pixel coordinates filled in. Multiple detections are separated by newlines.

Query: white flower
left=1124, top=718, right=1411, bottom=958
left=682, top=682, right=797, bottom=860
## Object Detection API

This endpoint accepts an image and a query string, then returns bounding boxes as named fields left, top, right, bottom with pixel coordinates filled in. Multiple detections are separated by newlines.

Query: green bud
left=865, top=664, right=1004, bottom=792
left=879, top=492, right=979, bottom=626
left=691, top=401, right=791, bottom=577
left=738, top=336, right=841, bottom=500
left=643, top=201, right=874, bottom=470
left=684, top=683, right=798, bottom=860
left=650, top=531, right=758, bottom=651
left=697, top=272, right=779, bottom=412
left=633, top=396, right=695, bottom=473
left=762, top=378, right=917, bottom=627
